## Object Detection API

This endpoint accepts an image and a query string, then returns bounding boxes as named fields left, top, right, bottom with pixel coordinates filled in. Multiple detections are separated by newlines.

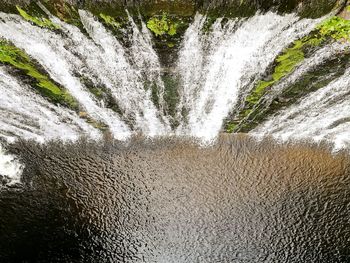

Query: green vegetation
left=318, top=16, right=350, bottom=41
left=246, top=41, right=306, bottom=105
left=0, top=40, right=110, bottom=131
left=245, top=37, right=316, bottom=106
left=147, top=13, right=178, bottom=36
left=16, top=5, right=60, bottom=30
left=99, top=13, right=121, bottom=29
left=0, top=40, right=77, bottom=109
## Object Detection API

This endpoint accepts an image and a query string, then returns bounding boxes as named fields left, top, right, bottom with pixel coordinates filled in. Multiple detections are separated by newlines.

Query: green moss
left=246, top=32, right=329, bottom=106
left=246, top=40, right=306, bottom=105
left=16, top=5, right=60, bottom=30
left=138, top=1, right=195, bottom=17
left=317, top=16, right=350, bottom=41
left=0, top=40, right=77, bottom=109
left=99, top=13, right=121, bottom=29
left=38, top=1, right=84, bottom=29
left=202, top=16, right=217, bottom=32
left=147, top=13, right=179, bottom=36
left=60, top=4, right=83, bottom=28
left=226, top=123, right=237, bottom=133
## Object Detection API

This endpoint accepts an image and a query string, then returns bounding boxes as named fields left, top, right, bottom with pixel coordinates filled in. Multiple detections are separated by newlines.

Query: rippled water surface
left=0, top=136, right=349, bottom=262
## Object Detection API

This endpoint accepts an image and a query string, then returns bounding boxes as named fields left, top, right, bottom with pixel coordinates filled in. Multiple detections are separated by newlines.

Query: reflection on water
left=0, top=135, right=349, bottom=262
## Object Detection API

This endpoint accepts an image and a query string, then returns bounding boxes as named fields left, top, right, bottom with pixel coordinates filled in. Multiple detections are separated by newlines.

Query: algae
left=237, top=52, right=350, bottom=132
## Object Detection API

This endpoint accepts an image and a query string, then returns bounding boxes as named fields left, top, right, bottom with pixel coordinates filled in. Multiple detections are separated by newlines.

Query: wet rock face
left=1, top=137, right=350, bottom=262
left=0, top=0, right=340, bottom=17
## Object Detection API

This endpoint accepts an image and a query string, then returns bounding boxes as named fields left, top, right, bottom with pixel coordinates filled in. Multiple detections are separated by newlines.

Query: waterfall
left=0, top=67, right=101, bottom=143
left=174, top=13, right=324, bottom=142
left=0, top=5, right=348, bottom=155
left=78, top=10, right=170, bottom=136
left=267, top=42, right=349, bottom=98
left=252, top=66, right=350, bottom=151
left=0, top=8, right=173, bottom=140
left=0, top=13, right=131, bottom=140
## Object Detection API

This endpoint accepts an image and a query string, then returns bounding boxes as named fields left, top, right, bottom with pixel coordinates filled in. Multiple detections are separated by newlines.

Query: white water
left=0, top=13, right=130, bottom=140
left=39, top=5, right=170, bottom=135
left=0, top=67, right=101, bottom=143
left=0, top=144, right=23, bottom=185
left=0, top=6, right=348, bottom=171
left=0, top=10, right=326, bottom=144
left=252, top=66, right=350, bottom=152
left=78, top=10, right=170, bottom=136
left=175, top=13, right=324, bottom=142
left=269, top=42, right=349, bottom=97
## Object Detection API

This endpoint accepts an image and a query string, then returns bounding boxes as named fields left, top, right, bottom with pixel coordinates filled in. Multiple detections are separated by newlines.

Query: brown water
left=0, top=135, right=350, bottom=262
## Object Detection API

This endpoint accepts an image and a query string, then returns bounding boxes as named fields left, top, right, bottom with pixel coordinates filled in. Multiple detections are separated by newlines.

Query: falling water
left=0, top=8, right=329, bottom=144
left=267, top=41, right=350, bottom=97
left=0, top=5, right=348, bottom=157
left=252, top=66, right=350, bottom=151
left=0, top=13, right=131, bottom=140
left=0, top=9, right=173, bottom=140
left=0, top=67, right=101, bottom=143
left=78, top=10, right=170, bottom=135
left=175, top=13, right=324, bottom=142
left=1, top=4, right=350, bottom=261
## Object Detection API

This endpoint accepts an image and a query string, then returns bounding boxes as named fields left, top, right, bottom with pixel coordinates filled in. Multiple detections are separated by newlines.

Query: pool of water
left=0, top=135, right=349, bottom=262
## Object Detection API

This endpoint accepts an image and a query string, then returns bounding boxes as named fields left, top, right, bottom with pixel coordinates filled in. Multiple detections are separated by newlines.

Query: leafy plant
left=317, top=16, right=350, bottom=41
left=147, top=13, right=178, bottom=36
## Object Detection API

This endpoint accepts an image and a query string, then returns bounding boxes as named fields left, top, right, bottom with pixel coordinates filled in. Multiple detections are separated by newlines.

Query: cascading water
left=175, top=13, right=324, bottom=142
left=77, top=10, right=170, bottom=136
left=0, top=12, right=132, bottom=140
left=0, top=4, right=349, bottom=184
left=265, top=41, right=349, bottom=98
left=0, top=66, right=101, bottom=143
left=252, top=66, right=350, bottom=151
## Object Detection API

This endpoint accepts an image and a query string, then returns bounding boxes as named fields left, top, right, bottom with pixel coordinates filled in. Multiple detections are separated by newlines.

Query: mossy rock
left=318, top=16, right=350, bottom=41
left=0, top=40, right=77, bottom=110
left=0, top=0, right=343, bottom=19
left=16, top=4, right=60, bottom=30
